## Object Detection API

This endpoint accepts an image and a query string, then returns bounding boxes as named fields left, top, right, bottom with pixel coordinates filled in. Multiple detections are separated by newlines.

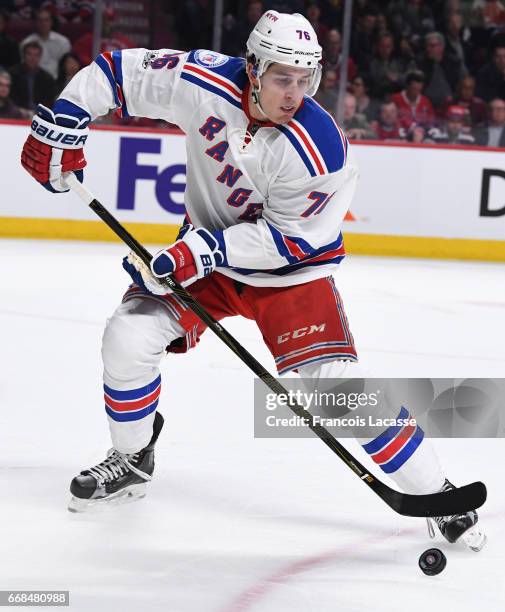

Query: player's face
left=255, top=64, right=312, bottom=124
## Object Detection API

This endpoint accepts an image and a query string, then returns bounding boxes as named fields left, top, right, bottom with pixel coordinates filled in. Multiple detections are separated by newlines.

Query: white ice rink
left=1, top=238, right=504, bottom=612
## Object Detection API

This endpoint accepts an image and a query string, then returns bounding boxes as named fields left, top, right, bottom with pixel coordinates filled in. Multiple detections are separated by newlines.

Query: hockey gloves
left=122, top=225, right=226, bottom=295
left=21, top=104, right=89, bottom=193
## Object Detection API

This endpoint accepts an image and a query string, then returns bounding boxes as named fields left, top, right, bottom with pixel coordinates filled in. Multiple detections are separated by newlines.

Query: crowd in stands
left=1, top=0, right=505, bottom=147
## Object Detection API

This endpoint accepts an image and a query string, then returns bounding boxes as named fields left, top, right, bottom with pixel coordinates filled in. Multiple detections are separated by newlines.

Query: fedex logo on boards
left=117, top=137, right=186, bottom=215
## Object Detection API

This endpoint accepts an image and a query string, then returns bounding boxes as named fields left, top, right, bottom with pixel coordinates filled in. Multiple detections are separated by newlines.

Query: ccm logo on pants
left=277, top=323, right=326, bottom=344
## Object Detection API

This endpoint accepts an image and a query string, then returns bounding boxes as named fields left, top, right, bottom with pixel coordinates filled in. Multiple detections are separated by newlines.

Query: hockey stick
left=63, top=173, right=487, bottom=518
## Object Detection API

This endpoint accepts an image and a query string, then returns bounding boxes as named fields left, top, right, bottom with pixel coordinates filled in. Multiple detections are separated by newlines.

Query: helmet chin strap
left=251, top=78, right=270, bottom=121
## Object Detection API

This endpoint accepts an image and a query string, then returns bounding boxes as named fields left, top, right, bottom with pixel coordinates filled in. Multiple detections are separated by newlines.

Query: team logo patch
left=142, top=50, right=159, bottom=69
left=194, top=50, right=229, bottom=68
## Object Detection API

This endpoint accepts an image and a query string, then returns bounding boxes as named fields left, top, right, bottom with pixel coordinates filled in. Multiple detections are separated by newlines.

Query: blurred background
left=1, top=0, right=505, bottom=144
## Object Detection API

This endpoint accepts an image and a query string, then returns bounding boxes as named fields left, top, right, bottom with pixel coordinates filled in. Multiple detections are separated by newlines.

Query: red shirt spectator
left=322, top=29, right=357, bottom=83
left=426, top=105, right=476, bottom=145
left=482, top=0, right=505, bottom=28
left=444, top=76, right=487, bottom=128
left=373, top=102, right=406, bottom=140
left=73, top=32, right=134, bottom=66
left=391, top=70, right=434, bottom=129
left=73, top=9, right=134, bottom=66
left=305, top=2, right=328, bottom=47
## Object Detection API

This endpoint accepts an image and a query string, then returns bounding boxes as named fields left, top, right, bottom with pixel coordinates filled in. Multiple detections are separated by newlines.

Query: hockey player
left=21, top=11, right=484, bottom=549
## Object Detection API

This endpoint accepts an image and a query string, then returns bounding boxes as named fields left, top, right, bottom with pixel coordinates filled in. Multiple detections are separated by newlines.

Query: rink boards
left=1, top=119, right=504, bottom=261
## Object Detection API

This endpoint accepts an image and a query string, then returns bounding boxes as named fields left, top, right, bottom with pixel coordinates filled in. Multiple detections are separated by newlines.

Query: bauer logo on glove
left=123, top=226, right=227, bottom=295
left=21, top=103, right=90, bottom=193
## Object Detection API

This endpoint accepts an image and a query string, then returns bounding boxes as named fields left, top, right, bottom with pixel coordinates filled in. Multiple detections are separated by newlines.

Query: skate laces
left=87, top=449, right=152, bottom=484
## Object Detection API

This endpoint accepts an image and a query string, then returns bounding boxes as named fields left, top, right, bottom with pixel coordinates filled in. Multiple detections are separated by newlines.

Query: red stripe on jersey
left=288, top=121, right=325, bottom=175
left=302, top=245, right=346, bottom=264
left=184, top=64, right=241, bottom=98
left=283, top=236, right=307, bottom=259
left=101, top=50, right=126, bottom=115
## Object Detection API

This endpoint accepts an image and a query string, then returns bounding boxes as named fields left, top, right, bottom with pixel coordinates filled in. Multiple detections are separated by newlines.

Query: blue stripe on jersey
left=180, top=72, right=242, bottom=109
left=361, top=406, right=410, bottom=454
left=266, top=224, right=343, bottom=264
left=266, top=222, right=294, bottom=262
left=112, top=50, right=129, bottom=117
left=212, top=229, right=229, bottom=266
left=266, top=222, right=318, bottom=264
left=276, top=123, right=318, bottom=177
left=104, top=375, right=161, bottom=401
left=380, top=427, right=425, bottom=473
left=52, top=98, right=91, bottom=125
left=186, top=51, right=248, bottom=87
left=294, top=98, right=347, bottom=173
left=95, top=54, right=120, bottom=107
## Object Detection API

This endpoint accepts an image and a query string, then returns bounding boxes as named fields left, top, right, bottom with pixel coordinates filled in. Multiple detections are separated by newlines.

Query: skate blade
left=68, top=482, right=147, bottom=513
left=461, top=525, right=487, bottom=552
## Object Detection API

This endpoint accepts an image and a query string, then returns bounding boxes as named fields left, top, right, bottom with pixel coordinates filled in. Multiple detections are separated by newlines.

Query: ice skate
left=426, top=479, right=487, bottom=552
left=68, top=411, right=164, bottom=512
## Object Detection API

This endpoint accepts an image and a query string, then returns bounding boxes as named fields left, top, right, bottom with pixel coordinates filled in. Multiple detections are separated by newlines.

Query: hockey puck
left=419, top=548, right=447, bottom=576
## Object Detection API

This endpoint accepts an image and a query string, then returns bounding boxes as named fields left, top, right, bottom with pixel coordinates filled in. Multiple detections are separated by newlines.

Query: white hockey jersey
left=56, top=48, right=359, bottom=287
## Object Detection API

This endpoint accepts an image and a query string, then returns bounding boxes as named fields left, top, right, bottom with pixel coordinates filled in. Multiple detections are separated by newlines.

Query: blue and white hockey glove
left=122, top=226, right=226, bottom=295
left=21, top=103, right=89, bottom=193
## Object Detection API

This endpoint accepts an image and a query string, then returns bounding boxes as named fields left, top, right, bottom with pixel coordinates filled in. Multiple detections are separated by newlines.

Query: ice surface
left=1, top=239, right=504, bottom=611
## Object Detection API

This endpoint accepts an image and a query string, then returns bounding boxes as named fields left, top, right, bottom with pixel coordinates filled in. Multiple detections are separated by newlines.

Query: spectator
left=0, top=69, right=23, bottom=118
left=368, top=31, right=405, bottom=97
left=387, top=0, right=435, bottom=39
left=73, top=7, right=135, bottom=66
left=397, top=33, right=416, bottom=68
left=0, top=10, right=20, bottom=70
left=445, top=76, right=487, bottom=126
left=20, top=8, right=71, bottom=79
left=351, top=5, right=379, bottom=70
left=322, top=29, right=357, bottom=83
left=407, top=123, right=428, bottom=143
left=391, top=70, right=435, bottom=129
left=340, top=93, right=377, bottom=140
left=220, top=14, right=243, bottom=57
left=419, top=31, right=468, bottom=111
left=426, top=104, right=476, bottom=144
left=9, top=41, right=56, bottom=111
left=444, top=11, right=471, bottom=69
left=221, top=1, right=264, bottom=57
left=55, top=51, right=81, bottom=96
left=373, top=101, right=407, bottom=140
left=476, top=38, right=505, bottom=101
left=5, top=0, right=33, bottom=21
left=314, top=68, right=338, bottom=112
left=40, top=1, right=94, bottom=24
left=305, top=2, right=328, bottom=46
left=474, top=97, right=505, bottom=146
left=350, top=75, right=380, bottom=121
left=376, top=12, right=390, bottom=36
left=481, top=0, right=505, bottom=29
left=175, top=0, right=216, bottom=52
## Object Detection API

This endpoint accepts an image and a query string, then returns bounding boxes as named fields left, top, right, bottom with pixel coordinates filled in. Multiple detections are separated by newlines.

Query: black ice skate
left=426, top=479, right=486, bottom=552
left=68, top=411, right=164, bottom=512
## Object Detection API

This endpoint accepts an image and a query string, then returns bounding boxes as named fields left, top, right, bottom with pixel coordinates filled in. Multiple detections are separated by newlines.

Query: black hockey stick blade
left=377, top=480, right=487, bottom=517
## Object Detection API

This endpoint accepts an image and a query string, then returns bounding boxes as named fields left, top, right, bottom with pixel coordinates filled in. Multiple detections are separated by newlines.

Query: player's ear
left=246, top=63, right=260, bottom=88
